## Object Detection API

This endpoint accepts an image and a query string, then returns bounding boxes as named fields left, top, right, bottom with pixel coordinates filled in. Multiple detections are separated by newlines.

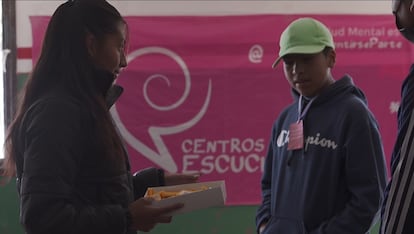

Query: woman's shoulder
left=24, top=93, right=87, bottom=126
left=34, top=93, right=82, bottom=112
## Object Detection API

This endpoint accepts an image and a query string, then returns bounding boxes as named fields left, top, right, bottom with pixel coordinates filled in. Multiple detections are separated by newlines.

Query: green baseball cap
left=272, top=17, right=335, bottom=68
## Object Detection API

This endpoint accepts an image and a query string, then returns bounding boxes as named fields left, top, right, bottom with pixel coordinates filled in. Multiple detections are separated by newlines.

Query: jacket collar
left=105, top=84, right=124, bottom=109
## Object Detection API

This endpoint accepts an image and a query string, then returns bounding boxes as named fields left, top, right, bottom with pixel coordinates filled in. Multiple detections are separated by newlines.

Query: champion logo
left=276, top=130, right=338, bottom=150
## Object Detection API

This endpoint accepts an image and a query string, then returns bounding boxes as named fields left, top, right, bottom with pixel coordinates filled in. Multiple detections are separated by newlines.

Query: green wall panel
left=148, top=206, right=257, bottom=234
left=0, top=179, right=24, bottom=234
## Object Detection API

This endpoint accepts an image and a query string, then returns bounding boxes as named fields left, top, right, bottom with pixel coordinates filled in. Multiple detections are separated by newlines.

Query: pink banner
left=31, top=15, right=412, bottom=205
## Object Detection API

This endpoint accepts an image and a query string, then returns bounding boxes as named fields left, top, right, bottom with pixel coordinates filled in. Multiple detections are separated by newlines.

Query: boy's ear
left=410, top=0, right=414, bottom=12
left=327, top=49, right=336, bottom=68
left=85, top=33, right=96, bottom=57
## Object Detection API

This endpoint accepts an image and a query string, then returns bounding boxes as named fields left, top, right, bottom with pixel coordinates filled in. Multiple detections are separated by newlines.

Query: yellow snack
left=147, top=188, right=154, bottom=196
left=145, top=186, right=210, bottom=200
left=160, top=191, right=180, bottom=199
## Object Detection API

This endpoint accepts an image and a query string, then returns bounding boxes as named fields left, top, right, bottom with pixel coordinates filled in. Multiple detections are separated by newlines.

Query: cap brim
left=272, top=57, right=282, bottom=69
left=272, top=45, right=326, bottom=69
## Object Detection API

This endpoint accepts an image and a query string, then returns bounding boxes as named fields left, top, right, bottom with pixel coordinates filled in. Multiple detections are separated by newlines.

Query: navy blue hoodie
left=256, top=75, right=387, bottom=234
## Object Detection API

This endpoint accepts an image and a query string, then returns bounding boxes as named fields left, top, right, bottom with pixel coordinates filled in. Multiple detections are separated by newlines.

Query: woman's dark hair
left=2, top=0, right=127, bottom=177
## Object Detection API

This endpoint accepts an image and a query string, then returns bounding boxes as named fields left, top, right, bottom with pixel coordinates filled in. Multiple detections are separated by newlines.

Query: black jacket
left=381, top=64, right=414, bottom=234
left=14, top=83, right=164, bottom=234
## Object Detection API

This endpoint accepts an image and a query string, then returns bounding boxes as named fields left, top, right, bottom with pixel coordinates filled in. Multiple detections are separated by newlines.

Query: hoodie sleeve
left=255, top=125, right=276, bottom=233
left=310, top=102, right=388, bottom=234
left=19, top=99, right=128, bottom=234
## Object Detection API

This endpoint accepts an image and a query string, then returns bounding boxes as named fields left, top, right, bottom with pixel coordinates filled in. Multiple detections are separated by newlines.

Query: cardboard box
left=144, top=180, right=226, bottom=215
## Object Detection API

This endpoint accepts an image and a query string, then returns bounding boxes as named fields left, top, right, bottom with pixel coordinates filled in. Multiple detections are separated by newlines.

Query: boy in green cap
left=255, top=17, right=387, bottom=234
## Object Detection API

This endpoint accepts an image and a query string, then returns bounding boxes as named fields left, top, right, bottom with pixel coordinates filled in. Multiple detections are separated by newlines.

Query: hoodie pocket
left=262, top=216, right=308, bottom=234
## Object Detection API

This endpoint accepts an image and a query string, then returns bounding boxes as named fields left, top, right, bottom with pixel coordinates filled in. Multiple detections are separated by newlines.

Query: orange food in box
left=146, top=186, right=209, bottom=200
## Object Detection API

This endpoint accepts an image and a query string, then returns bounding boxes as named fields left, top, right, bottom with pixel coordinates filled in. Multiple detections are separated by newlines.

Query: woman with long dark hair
left=2, top=0, right=196, bottom=233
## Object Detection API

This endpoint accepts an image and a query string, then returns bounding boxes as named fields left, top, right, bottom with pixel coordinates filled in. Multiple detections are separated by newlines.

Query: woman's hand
left=164, top=172, right=200, bottom=186
left=128, top=197, right=184, bottom=232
